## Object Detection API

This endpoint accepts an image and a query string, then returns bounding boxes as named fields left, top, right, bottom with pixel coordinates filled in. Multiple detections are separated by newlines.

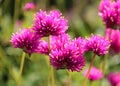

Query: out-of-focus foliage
left=0, top=0, right=120, bottom=86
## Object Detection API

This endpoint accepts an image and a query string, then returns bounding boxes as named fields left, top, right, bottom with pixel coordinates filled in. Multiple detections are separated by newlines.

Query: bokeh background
left=0, top=0, right=120, bottom=86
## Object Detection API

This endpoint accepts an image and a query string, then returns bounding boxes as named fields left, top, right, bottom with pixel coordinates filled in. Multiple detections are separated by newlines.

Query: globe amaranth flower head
left=50, top=33, right=71, bottom=50
left=33, top=9, right=68, bottom=37
left=50, top=35, right=86, bottom=72
left=86, top=34, right=110, bottom=56
left=24, top=2, right=36, bottom=11
left=36, top=40, right=49, bottom=55
left=10, top=29, right=39, bottom=55
left=107, top=72, right=120, bottom=86
left=105, top=28, right=120, bottom=54
left=99, top=0, right=120, bottom=28
left=83, top=67, right=103, bottom=81
left=35, top=33, right=70, bottom=55
left=72, top=37, right=87, bottom=55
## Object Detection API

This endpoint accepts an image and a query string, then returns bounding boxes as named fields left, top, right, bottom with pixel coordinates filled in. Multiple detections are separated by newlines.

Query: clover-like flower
left=50, top=36, right=86, bottom=72
left=50, top=33, right=70, bottom=50
left=105, top=28, right=120, bottom=54
left=99, top=0, right=120, bottom=28
left=33, top=10, right=68, bottom=37
left=72, top=37, right=87, bottom=55
left=35, top=33, right=70, bottom=55
left=108, top=72, right=120, bottom=86
left=83, top=67, right=103, bottom=81
left=86, top=34, right=110, bottom=56
left=36, top=40, right=49, bottom=55
left=10, top=29, right=39, bottom=55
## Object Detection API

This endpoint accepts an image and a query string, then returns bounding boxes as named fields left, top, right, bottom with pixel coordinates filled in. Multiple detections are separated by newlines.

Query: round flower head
left=72, top=37, right=87, bottom=55
left=50, top=33, right=70, bottom=50
left=83, top=67, right=103, bottom=81
left=108, top=72, right=120, bottom=86
left=50, top=36, right=85, bottom=72
left=33, top=10, right=68, bottom=37
left=24, top=2, right=36, bottom=11
left=10, top=29, right=39, bottom=55
left=36, top=40, right=49, bottom=55
left=105, top=28, right=120, bottom=54
left=86, top=34, right=110, bottom=56
left=99, top=0, right=120, bottom=28
left=35, top=34, right=70, bottom=55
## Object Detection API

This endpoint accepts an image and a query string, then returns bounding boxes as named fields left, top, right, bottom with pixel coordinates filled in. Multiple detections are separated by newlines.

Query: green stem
left=14, top=0, right=20, bottom=23
left=51, top=66, right=55, bottom=86
left=89, top=81, right=93, bottom=86
left=83, top=54, right=96, bottom=86
left=17, top=52, right=26, bottom=86
left=101, top=54, right=108, bottom=74
left=66, top=70, right=72, bottom=86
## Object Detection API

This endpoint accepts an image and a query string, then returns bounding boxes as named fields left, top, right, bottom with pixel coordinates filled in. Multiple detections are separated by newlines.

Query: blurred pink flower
left=83, top=67, right=103, bottom=81
left=24, top=2, right=36, bottom=11
left=108, top=72, right=120, bottom=86
left=105, top=28, right=120, bottom=54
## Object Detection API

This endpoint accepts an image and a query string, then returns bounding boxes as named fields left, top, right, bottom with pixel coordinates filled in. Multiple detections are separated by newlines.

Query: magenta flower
left=83, top=67, right=103, bottom=81
left=72, top=37, right=87, bottom=55
left=105, top=28, right=120, bottom=54
left=10, top=29, right=39, bottom=55
left=108, top=72, right=120, bottom=86
left=50, top=36, right=86, bottom=72
left=99, top=0, right=120, bottom=28
left=50, top=34, right=70, bottom=50
left=33, top=10, right=68, bottom=37
left=35, top=34, right=70, bottom=55
left=86, top=34, right=110, bottom=56
left=36, top=40, right=49, bottom=55
left=24, top=2, right=36, bottom=11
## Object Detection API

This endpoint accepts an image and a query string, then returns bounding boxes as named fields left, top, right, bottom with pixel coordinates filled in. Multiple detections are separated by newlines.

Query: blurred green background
left=0, top=0, right=120, bottom=86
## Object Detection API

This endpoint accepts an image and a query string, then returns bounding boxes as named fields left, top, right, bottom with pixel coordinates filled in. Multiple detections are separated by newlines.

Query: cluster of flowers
left=11, top=0, right=120, bottom=84
left=99, top=0, right=120, bottom=54
left=10, top=9, right=110, bottom=74
left=99, top=0, right=120, bottom=85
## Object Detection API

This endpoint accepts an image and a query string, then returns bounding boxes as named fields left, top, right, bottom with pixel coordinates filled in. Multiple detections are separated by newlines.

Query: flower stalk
left=66, top=70, right=72, bottom=86
left=17, top=52, right=26, bottom=86
left=83, top=54, right=96, bottom=86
